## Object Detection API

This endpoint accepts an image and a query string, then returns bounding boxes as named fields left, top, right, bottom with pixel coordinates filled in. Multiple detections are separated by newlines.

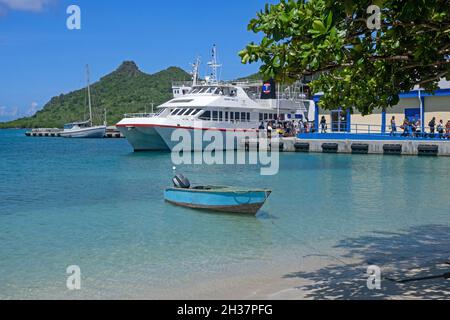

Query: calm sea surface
left=1, top=129, right=449, bottom=299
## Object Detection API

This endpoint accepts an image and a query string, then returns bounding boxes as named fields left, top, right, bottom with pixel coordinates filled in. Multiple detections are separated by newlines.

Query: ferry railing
left=172, top=81, right=194, bottom=87
left=351, top=123, right=383, bottom=134
left=123, top=113, right=157, bottom=118
left=315, top=122, right=450, bottom=139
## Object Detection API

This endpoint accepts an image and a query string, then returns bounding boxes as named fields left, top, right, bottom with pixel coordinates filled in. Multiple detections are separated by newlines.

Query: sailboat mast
left=86, top=64, right=93, bottom=127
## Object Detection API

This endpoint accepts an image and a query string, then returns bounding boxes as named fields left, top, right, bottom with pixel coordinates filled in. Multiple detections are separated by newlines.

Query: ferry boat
left=116, top=46, right=316, bottom=151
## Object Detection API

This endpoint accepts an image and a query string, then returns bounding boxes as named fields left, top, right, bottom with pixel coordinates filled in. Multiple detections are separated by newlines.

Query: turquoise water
left=1, top=129, right=449, bottom=299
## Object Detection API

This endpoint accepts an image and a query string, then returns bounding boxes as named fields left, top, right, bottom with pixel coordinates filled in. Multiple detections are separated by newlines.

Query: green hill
left=235, top=72, right=264, bottom=82
left=0, top=61, right=191, bottom=128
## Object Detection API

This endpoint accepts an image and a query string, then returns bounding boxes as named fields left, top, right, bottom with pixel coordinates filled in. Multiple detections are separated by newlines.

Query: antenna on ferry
left=207, top=44, right=222, bottom=85
left=191, top=56, right=201, bottom=87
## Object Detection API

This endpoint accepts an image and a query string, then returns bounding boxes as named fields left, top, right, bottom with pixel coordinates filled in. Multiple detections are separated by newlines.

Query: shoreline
left=1, top=237, right=449, bottom=300
left=147, top=256, right=450, bottom=301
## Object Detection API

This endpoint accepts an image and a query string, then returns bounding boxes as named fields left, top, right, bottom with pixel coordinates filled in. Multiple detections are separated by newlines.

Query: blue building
left=313, top=80, right=450, bottom=134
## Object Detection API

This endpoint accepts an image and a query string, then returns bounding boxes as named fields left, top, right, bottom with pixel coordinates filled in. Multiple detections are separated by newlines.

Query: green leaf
left=312, top=20, right=327, bottom=33
left=273, top=55, right=281, bottom=68
left=326, top=13, right=333, bottom=29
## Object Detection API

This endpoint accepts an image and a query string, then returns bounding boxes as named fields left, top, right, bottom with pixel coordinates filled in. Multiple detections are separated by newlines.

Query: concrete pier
left=26, top=129, right=62, bottom=137
left=241, top=137, right=450, bottom=156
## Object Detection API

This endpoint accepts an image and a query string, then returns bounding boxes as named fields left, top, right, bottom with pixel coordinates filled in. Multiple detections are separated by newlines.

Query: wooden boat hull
left=164, top=187, right=271, bottom=215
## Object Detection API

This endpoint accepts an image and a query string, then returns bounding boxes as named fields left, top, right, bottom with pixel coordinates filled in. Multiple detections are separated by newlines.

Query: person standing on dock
left=437, top=119, right=445, bottom=138
left=297, top=119, right=304, bottom=134
left=415, top=120, right=422, bottom=137
left=258, top=122, right=265, bottom=139
left=267, top=122, right=273, bottom=139
left=401, top=118, right=410, bottom=137
left=390, top=116, right=397, bottom=136
left=429, top=117, right=436, bottom=135
left=320, top=116, right=327, bottom=133
left=446, top=120, right=450, bottom=139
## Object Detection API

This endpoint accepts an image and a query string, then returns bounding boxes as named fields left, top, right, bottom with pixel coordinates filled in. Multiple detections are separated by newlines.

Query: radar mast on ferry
left=206, top=45, right=222, bottom=85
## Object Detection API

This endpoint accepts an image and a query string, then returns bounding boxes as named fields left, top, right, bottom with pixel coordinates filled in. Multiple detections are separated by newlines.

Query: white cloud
left=0, top=105, right=19, bottom=117
left=0, top=0, right=54, bottom=13
left=26, top=101, right=40, bottom=116
left=0, top=102, right=41, bottom=121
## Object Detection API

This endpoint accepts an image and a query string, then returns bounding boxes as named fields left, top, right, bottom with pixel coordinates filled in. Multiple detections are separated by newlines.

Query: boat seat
left=173, top=174, right=191, bottom=189
left=192, top=186, right=213, bottom=190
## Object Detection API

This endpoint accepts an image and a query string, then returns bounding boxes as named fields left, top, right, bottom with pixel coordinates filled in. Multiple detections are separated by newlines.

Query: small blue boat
left=164, top=175, right=271, bottom=215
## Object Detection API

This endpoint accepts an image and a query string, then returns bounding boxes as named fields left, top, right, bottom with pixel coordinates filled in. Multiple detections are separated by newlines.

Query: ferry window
left=274, top=114, right=278, bottom=120
left=225, top=112, right=229, bottom=121
left=264, top=114, right=268, bottom=120
left=259, top=113, right=263, bottom=121
left=247, top=113, right=250, bottom=122
left=175, top=109, right=185, bottom=115
left=230, top=112, right=234, bottom=121
left=240, top=112, right=246, bottom=122
left=219, top=111, right=223, bottom=121
left=235, top=112, right=240, bottom=122
left=212, top=111, right=218, bottom=121
left=192, top=109, right=202, bottom=116
left=269, top=114, right=273, bottom=120
left=156, top=108, right=166, bottom=116
left=199, top=111, right=211, bottom=120
left=185, top=109, right=195, bottom=116
left=181, top=109, right=192, bottom=115
left=171, top=108, right=180, bottom=115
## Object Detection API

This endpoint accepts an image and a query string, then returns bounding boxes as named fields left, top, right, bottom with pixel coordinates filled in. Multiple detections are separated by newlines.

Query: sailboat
left=60, top=65, right=107, bottom=139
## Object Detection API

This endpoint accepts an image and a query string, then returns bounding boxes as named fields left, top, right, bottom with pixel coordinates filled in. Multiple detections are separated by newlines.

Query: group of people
left=258, top=119, right=316, bottom=138
left=258, top=115, right=450, bottom=139
left=390, top=116, right=450, bottom=139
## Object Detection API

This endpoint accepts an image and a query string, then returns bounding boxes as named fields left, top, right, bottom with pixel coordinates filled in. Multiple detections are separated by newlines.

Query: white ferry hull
left=117, top=123, right=259, bottom=151
left=60, top=126, right=106, bottom=139
left=117, top=125, right=170, bottom=151
left=155, top=126, right=258, bottom=151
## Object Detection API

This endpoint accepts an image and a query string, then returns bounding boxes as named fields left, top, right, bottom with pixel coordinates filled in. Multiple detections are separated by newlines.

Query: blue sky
left=0, top=0, right=274, bottom=122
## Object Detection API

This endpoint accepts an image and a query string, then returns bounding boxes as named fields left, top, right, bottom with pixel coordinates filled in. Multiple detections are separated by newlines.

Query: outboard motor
left=173, top=174, right=191, bottom=189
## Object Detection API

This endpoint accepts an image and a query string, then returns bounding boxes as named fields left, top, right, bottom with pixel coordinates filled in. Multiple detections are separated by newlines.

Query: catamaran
left=60, top=65, right=107, bottom=139
left=116, top=46, right=316, bottom=151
